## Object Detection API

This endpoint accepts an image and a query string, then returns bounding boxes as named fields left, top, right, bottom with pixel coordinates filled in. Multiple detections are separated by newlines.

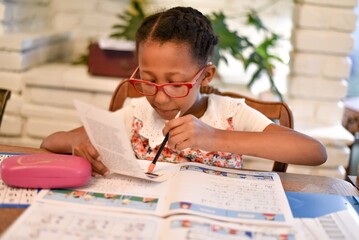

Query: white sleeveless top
left=119, top=94, right=272, bottom=168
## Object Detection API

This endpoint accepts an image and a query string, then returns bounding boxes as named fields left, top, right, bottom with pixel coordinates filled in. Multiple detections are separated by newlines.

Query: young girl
left=40, top=6, right=327, bottom=175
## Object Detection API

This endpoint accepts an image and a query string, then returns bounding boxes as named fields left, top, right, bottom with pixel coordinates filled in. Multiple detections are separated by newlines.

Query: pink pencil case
left=0, top=153, right=92, bottom=189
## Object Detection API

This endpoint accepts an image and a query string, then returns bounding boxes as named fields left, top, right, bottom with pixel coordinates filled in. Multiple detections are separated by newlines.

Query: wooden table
left=1, top=144, right=359, bottom=235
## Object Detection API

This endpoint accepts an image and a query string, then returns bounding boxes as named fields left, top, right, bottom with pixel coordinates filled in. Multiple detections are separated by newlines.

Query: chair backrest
left=0, top=88, right=11, bottom=128
left=109, top=80, right=293, bottom=172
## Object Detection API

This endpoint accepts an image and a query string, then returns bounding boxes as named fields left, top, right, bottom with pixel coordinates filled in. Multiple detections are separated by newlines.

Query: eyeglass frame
left=128, top=64, right=209, bottom=98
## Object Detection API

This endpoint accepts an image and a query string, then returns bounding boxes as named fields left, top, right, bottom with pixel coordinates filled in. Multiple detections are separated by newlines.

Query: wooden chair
left=0, top=88, right=11, bottom=128
left=109, top=80, right=293, bottom=172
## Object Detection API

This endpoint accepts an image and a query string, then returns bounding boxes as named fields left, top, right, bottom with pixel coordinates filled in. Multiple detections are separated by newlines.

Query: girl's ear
left=200, top=64, right=216, bottom=86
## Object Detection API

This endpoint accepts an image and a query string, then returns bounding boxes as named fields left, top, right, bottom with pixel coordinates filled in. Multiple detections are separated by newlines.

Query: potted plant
left=208, top=10, right=284, bottom=101
left=83, top=0, right=147, bottom=78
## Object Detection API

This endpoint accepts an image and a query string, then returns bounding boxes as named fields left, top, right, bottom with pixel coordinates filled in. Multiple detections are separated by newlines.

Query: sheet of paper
left=294, top=210, right=359, bottom=240
left=74, top=100, right=174, bottom=182
left=0, top=153, right=38, bottom=207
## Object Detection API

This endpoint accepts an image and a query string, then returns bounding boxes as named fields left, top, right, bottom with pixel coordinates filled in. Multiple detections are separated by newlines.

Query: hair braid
left=135, top=6, right=218, bottom=66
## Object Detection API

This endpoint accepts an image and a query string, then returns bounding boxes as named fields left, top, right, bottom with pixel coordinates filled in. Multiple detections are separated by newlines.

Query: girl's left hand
left=163, top=115, right=218, bottom=151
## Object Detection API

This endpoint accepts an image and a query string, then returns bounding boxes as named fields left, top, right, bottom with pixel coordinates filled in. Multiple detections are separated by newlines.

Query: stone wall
left=285, top=0, right=356, bottom=177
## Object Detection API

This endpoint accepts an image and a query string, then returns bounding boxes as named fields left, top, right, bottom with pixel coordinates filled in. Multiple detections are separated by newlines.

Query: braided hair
left=135, top=6, right=219, bottom=66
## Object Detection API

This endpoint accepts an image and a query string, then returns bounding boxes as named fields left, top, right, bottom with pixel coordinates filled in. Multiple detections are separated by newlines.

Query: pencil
left=147, top=111, right=181, bottom=173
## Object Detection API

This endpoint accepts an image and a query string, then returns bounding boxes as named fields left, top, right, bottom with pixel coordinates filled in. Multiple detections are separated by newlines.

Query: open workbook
left=35, top=160, right=293, bottom=226
left=3, top=201, right=357, bottom=240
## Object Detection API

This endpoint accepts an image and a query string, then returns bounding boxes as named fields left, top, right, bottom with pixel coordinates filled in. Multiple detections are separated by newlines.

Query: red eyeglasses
left=129, top=65, right=207, bottom=98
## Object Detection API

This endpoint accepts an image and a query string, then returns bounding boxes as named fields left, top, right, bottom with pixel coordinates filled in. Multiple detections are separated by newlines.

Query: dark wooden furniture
left=0, top=88, right=11, bottom=128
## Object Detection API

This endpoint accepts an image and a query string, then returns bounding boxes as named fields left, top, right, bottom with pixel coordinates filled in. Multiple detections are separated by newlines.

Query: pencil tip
left=147, top=163, right=155, bottom=173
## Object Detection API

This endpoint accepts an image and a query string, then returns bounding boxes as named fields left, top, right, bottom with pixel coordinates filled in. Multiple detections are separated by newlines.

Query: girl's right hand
left=163, top=114, right=218, bottom=152
left=72, top=138, right=109, bottom=176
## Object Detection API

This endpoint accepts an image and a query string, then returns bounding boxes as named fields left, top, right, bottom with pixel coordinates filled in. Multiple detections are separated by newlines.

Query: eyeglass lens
left=132, top=82, right=189, bottom=97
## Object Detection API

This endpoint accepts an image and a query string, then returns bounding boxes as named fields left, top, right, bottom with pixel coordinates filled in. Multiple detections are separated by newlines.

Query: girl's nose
left=153, top=88, right=171, bottom=104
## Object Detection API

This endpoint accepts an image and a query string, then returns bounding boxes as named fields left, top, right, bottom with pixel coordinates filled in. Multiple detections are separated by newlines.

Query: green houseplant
left=110, top=0, right=285, bottom=101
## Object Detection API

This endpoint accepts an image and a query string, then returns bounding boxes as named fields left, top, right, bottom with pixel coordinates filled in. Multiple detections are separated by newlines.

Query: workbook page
left=36, top=161, right=293, bottom=226
left=1, top=202, right=294, bottom=240
left=1, top=202, right=164, bottom=240
left=36, top=161, right=179, bottom=216
left=164, top=163, right=294, bottom=227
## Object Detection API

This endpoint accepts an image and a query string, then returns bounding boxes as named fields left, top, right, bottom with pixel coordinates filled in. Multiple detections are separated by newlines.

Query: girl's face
left=137, top=40, right=213, bottom=120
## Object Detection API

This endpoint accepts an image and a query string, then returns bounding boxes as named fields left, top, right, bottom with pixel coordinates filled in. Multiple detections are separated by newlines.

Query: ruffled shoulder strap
left=201, top=94, right=245, bottom=128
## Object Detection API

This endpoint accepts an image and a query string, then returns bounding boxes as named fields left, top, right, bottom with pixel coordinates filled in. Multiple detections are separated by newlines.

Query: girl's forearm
left=40, top=127, right=86, bottom=154
left=213, top=126, right=327, bottom=166
left=40, top=131, right=73, bottom=153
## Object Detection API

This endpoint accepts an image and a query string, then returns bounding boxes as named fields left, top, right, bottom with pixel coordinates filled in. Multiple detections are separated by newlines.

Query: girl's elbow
left=39, top=140, right=47, bottom=150
left=312, top=141, right=327, bottom=166
left=40, top=138, right=55, bottom=152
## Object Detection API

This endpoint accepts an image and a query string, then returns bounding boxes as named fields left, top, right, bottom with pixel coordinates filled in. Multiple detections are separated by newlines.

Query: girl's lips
left=156, top=108, right=178, bottom=118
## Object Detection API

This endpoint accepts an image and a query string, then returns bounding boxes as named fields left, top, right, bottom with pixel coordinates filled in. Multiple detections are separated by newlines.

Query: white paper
left=294, top=210, right=359, bottom=240
left=74, top=100, right=175, bottom=182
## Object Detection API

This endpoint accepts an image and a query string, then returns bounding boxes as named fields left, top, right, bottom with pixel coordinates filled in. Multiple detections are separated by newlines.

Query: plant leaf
left=246, top=10, right=267, bottom=31
left=109, top=0, right=147, bottom=40
left=208, top=11, right=251, bottom=61
left=247, top=68, right=262, bottom=88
